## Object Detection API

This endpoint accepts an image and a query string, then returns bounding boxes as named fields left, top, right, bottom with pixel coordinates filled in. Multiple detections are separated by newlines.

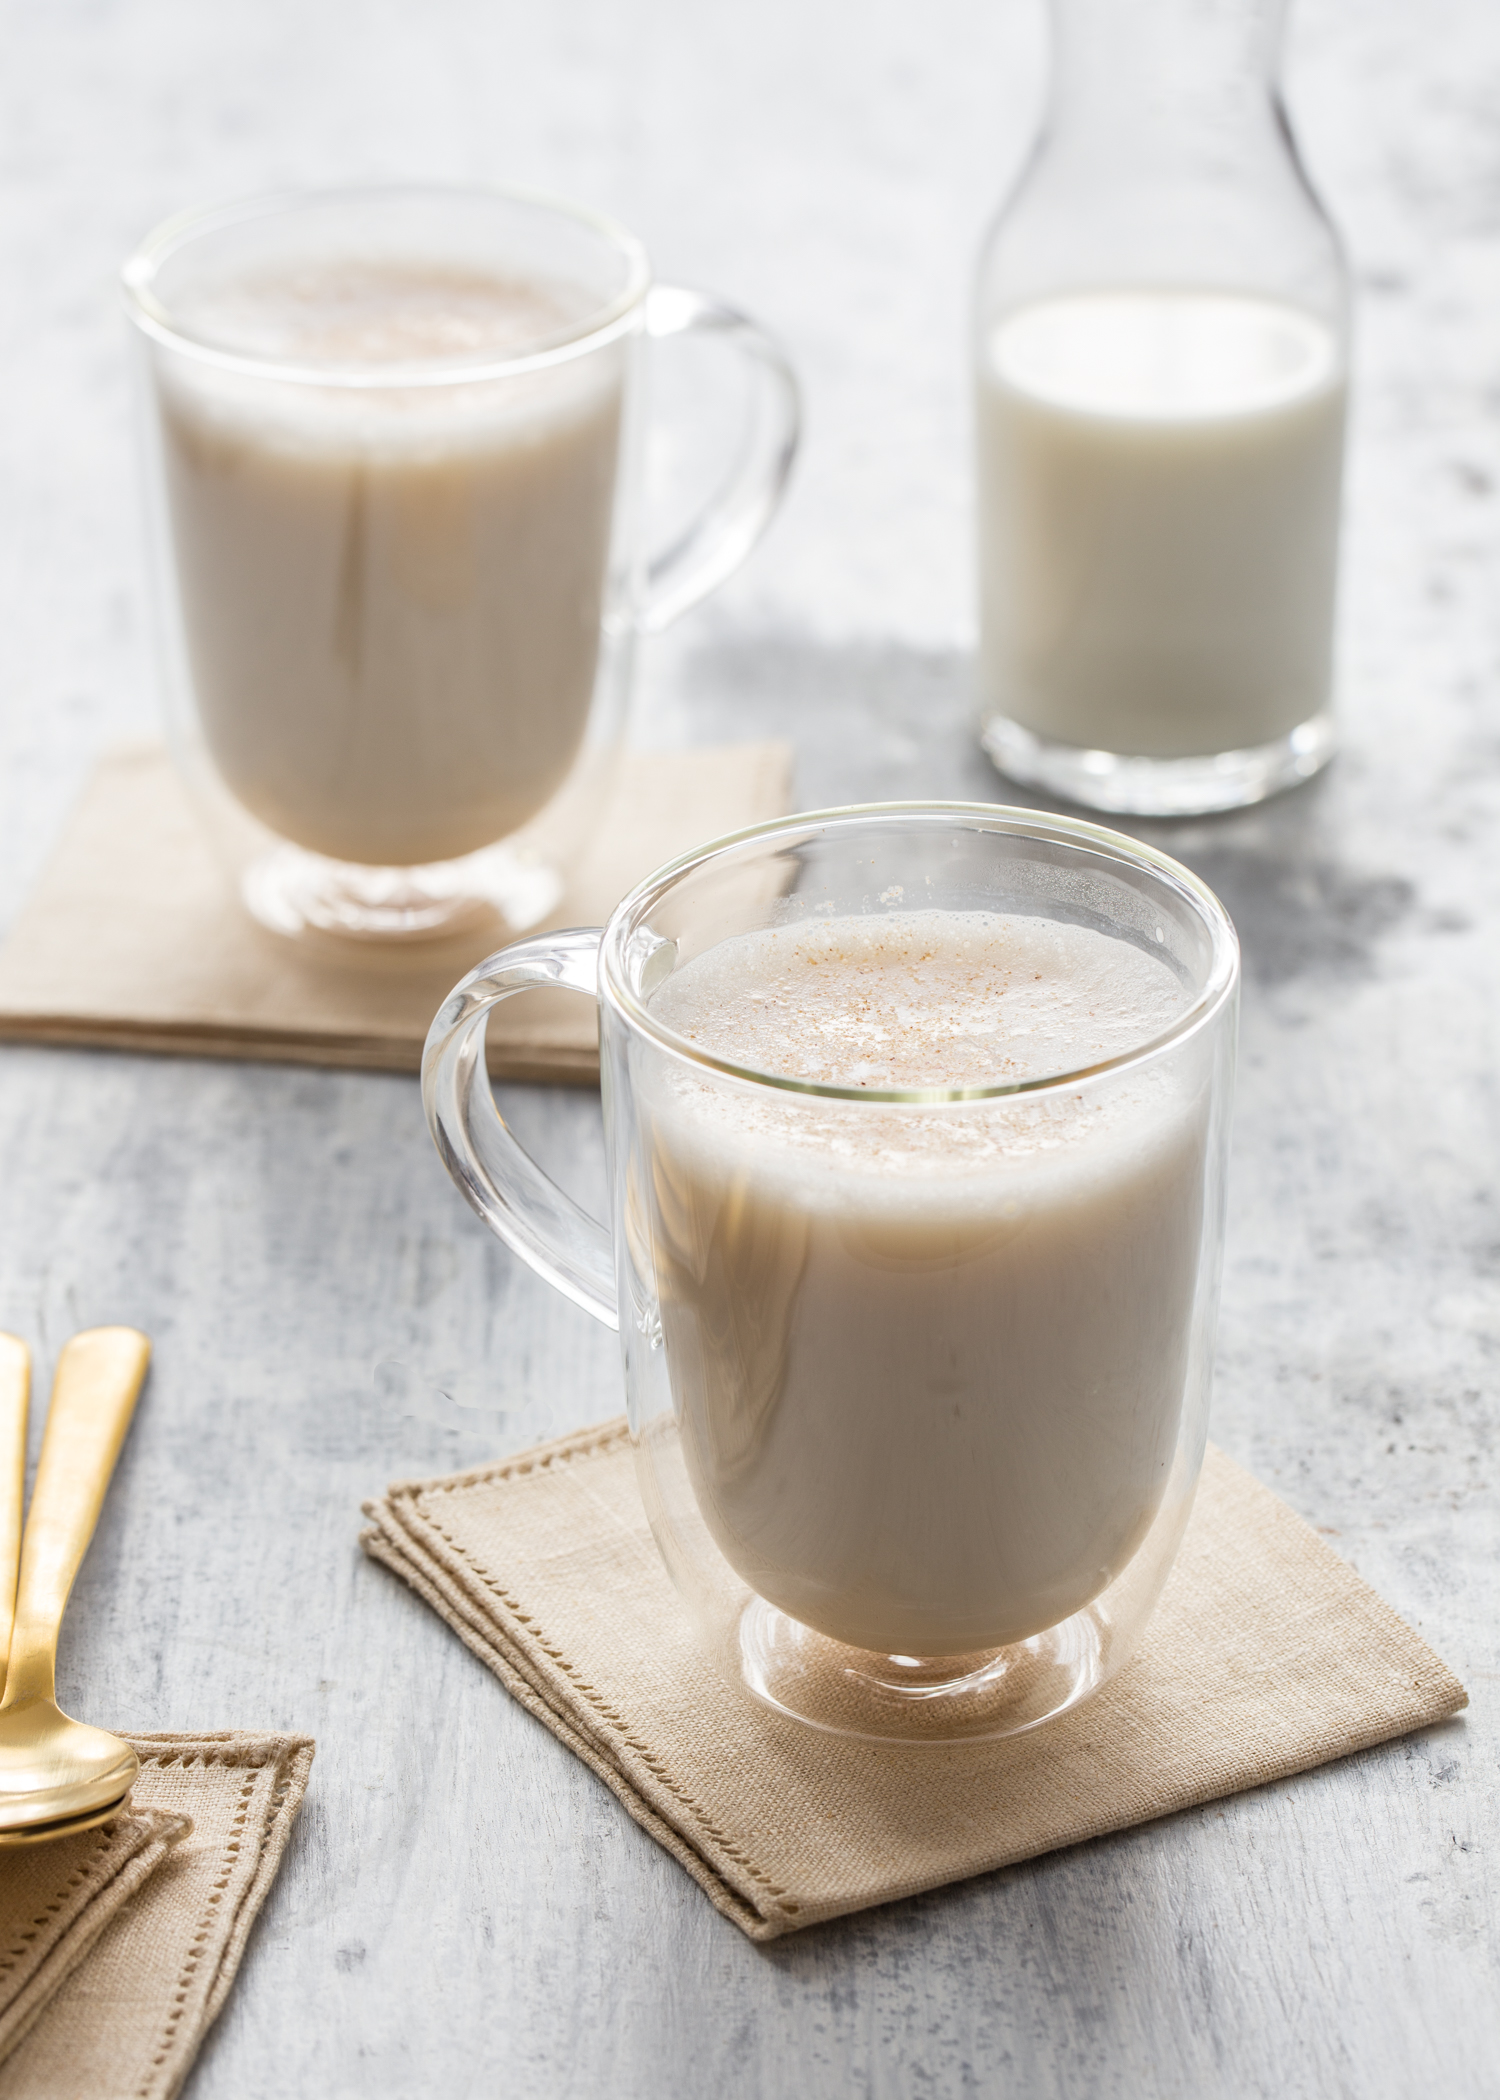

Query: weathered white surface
left=0, top=2, right=1494, bottom=2093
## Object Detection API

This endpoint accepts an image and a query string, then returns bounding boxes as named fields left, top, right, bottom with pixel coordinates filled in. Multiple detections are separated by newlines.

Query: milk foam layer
left=171, top=259, right=597, bottom=367
left=641, top=913, right=1208, bottom=1655
left=977, top=291, right=1346, bottom=759
left=159, top=264, right=623, bottom=867
left=651, top=909, right=1186, bottom=1091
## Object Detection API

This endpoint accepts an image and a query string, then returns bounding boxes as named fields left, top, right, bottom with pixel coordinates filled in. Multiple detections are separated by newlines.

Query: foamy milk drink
left=641, top=909, right=1207, bottom=1658
left=977, top=290, right=1346, bottom=762
left=422, top=803, right=1239, bottom=1737
left=129, top=189, right=802, bottom=942
left=157, top=262, right=624, bottom=868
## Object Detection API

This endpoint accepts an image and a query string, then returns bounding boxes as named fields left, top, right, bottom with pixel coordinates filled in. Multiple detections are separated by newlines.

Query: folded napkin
left=0, top=1804, right=189, bottom=2068
left=362, top=1424, right=1465, bottom=1941
left=0, top=741, right=792, bottom=1081
left=0, top=1731, right=314, bottom=2100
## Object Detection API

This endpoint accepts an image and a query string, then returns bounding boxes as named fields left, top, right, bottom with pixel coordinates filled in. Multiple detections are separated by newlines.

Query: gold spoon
left=0, top=1327, right=150, bottom=1843
left=0, top=1334, right=28, bottom=1675
left=0, top=1339, right=136, bottom=1846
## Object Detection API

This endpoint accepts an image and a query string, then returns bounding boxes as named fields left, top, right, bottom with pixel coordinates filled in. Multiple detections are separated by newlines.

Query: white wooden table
left=0, top=3, right=1493, bottom=2092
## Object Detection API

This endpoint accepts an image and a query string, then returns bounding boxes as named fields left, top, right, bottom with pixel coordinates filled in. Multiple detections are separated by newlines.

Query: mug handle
left=639, top=284, right=801, bottom=635
left=422, top=929, right=618, bottom=1330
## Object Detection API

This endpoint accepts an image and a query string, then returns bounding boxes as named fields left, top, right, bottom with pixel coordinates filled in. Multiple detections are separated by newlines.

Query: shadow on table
left=680, top=625, right=1430, bottom=992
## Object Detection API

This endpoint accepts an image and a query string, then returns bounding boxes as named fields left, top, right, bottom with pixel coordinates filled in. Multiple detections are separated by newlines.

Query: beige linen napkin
left=0, top=741, right=792, bottom=1081
left=0, top=1806, right=189, bottom=2066
left=362, top=1423, right=1466, bottom=1941
left=0, top=1731, right=314, bottom=2100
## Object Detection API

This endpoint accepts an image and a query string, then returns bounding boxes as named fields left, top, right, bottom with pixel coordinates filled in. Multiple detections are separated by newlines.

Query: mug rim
left=121, top=181, right=652, bottom=388
left=599, top=799, right=1240, bottom=1105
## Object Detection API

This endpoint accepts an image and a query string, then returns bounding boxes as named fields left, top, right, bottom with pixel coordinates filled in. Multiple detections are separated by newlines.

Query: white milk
left=158, top=263, right=624, bottom=867
left=643, top=911, right=1207, bottom=1657
left=977, top=291, right=1346, bottom=758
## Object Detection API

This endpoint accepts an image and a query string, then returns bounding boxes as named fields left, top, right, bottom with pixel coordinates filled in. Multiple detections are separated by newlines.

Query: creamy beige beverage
left=642, top=910, right=1207, bottom=1656
left=977, top=291, right=1346, bottom=758
left=158, top=262, right=624, bottom=867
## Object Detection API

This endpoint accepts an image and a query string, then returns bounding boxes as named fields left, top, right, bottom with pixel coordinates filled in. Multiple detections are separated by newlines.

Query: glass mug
left=124, top=185, right=799, bottom=943
left=423, top=804, right=1239, bottom=1743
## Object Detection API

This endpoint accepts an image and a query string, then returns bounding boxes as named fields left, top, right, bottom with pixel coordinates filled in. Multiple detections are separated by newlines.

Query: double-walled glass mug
left=424, top=805, right=1239, bottom=1743
left=124, top=186, right=799, bottom=943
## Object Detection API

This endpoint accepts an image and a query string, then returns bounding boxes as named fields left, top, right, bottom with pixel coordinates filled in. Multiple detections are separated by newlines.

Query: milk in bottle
left=977, top=289, right=1346, bottom=761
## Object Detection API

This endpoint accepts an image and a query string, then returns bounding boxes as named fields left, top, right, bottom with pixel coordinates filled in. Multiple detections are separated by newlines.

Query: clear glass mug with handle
left=124, top=185, right=799, bottom=943
left=423, top=804, right=1240, bottom=1744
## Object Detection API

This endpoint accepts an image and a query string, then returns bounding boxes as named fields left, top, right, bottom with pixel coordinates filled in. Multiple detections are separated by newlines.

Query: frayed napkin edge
left=129, top=1733, right=317, bottom=2095
left=360, top=1519, right=770, bottom=1939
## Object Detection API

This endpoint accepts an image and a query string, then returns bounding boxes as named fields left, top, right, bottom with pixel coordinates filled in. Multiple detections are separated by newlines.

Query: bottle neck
left=978, top=0, right=1344, bottom=327
left=1044, top=0, right=1288, bottom=170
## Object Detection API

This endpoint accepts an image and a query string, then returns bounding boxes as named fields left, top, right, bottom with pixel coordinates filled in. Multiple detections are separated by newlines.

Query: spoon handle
left=0, top=1329, right=150, bottom=1711
left=0, top=1337, right=28, bottom=1676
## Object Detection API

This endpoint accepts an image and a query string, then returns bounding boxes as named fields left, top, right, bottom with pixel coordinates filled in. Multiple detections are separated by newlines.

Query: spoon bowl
left=0, top=1707, right=137, bottom=1836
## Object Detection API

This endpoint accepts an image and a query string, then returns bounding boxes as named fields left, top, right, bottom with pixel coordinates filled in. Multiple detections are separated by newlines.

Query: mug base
left=979, top=709, right=1335, bottom=818
left=242, top=839, right=564, bottom=944
left=735, top=1593, right=1120, bottom=1744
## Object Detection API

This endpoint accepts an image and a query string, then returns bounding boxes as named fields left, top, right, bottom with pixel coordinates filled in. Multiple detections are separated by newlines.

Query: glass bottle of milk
left=974, top=0, right=1350, bottom=816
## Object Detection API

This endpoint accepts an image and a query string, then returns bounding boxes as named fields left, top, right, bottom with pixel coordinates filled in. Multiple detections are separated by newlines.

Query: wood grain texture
left=0, top=1, right=1493, bottom=2095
